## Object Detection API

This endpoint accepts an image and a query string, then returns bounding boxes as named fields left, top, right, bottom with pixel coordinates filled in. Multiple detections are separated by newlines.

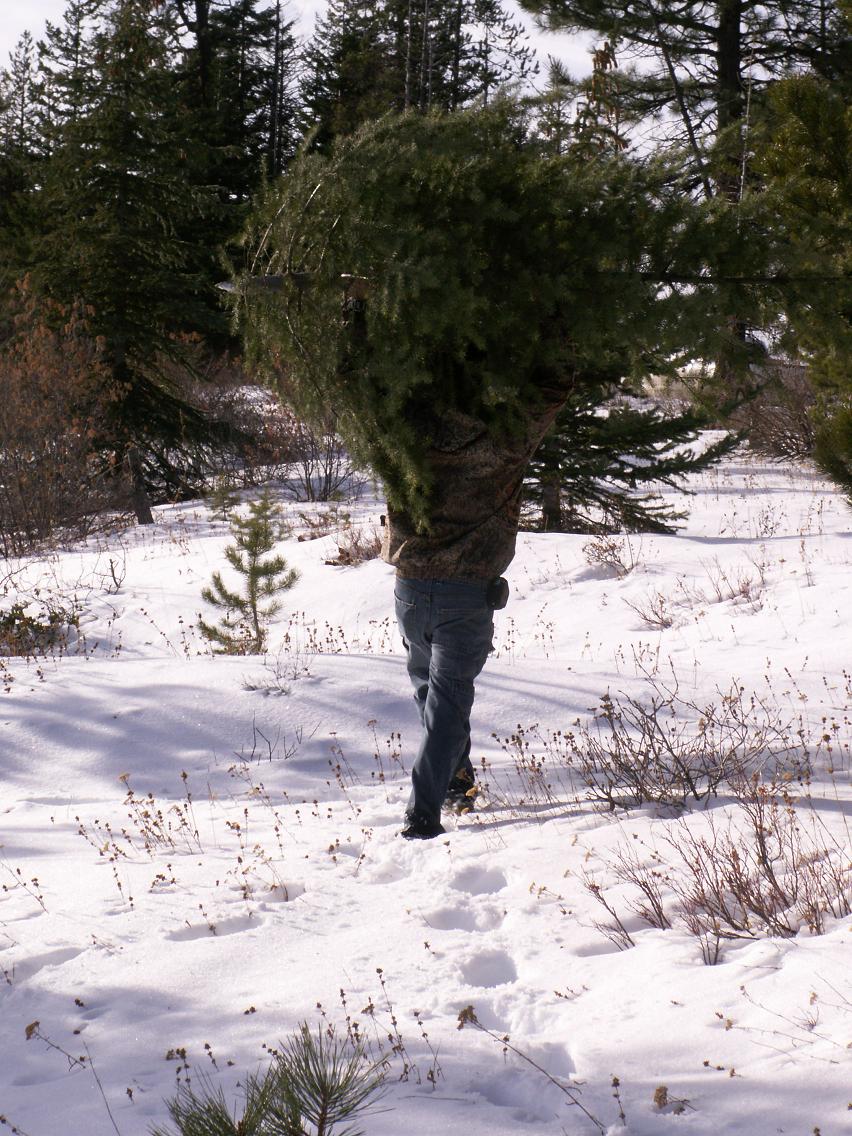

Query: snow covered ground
left=1, top=452, right=850, bottom=1136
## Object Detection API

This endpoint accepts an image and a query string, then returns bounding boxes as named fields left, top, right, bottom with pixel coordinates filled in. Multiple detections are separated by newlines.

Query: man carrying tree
left=239, top=105, right=741, bottom=840
left=381, top=382, right=574, bottom=837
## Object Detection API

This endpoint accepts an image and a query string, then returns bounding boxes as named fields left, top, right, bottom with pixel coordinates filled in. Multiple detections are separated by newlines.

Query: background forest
left=0, top=0, right=849, bottom=543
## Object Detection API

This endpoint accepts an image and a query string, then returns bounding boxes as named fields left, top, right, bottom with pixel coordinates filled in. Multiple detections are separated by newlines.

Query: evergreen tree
left=517, top=2, right=852, bottom=404
left=171, top=0, right=299, bottom=182
left=0, top=33, right=41, bottom=290
left=0, top=33, right=39, bottom=158
left=35, top=1, right=105, bottom=147
left=299, top=0, right=537, bottom=150
left=467, top=0, right=538, bottom=107
left=207, top=0, right=300, bottom=191
left=266, top=0, right=302, bottom=177
left=517, top=0, right=850, bottom=195
left=237, top=107, right=758, bottom=529
left=526, top=394, right=738, bottom=533
left=528, top=45, right=628, bottom=158
left=170, top=0, right=215, bottom=109
left=167, top=0, right=301, bottom=339
left=199, top=493, right=299, bottom=654
left=523, top=44, right=732, bottom=533
left=29, top=0, right=223, bottom=522
left=753, top=28, right=852, bottom=497
left=299, top=0, right=397, bottom=150
left=152, top=1023, right=384, bottom=1136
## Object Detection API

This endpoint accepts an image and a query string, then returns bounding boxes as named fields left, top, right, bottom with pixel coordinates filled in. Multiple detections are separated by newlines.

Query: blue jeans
left=394, top=578, right=494, bottom=822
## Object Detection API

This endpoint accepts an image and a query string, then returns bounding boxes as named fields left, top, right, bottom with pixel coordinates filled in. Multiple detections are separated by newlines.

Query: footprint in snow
left=423, top=906, right=479, bottom=932
left=460, top=948, right=517, bottom=987
left=258, top=882, right=305, bottom=906
left=78, top=1002, right=107, bottom=1021
left=476, top=1065, right=568, bottom=1124
left=423, top=904, right=505, bottom=932
left=450, top=866, right=507, bottom=895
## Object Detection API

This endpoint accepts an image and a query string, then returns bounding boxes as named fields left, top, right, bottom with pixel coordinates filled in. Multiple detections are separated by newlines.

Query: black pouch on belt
left=486, top=576, right=510, bottom=610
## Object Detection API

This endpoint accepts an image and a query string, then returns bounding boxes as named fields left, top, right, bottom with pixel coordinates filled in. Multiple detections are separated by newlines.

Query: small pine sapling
left=200, top=493, right=298, bottom=654
left=206, top=476, right=240, bottom=521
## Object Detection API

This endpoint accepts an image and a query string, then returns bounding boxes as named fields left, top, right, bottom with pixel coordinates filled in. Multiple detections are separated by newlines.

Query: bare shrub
left=0, top=554, right=93, bottom=658
left=288, top=415, right=363, bottom=503
left=296, top=504, right=349, bottom=541
left=702, top=557, right=765, bottom=610
left=191, top=352, right=366, bottom=500
left=671, top=786, right=851, bottom=943
left=0, top=285, right=123, bottom=554
left=490, top=677, right=810, bottom=816
left=730, top=361, right=816, bottom=462
left=190, top=354, right=304, bottom=487
left=584, top=784, right=851, bottom=963
left=624, top=589, right=674, bottom=629
left=492, top=723, right=566, bottom=809
left=561, top=683, right=798, bottom=810
left=326, top=522, right=382, bottom=566
left=0, top=600, right=81, bottom=659
left=242, top=641, right=315, bottom=695
left=582, top=534, right=640, bottom=578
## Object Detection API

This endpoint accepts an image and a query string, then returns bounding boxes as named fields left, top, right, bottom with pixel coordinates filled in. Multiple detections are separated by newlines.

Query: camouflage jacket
left=381, top=381, right=572, bottom=582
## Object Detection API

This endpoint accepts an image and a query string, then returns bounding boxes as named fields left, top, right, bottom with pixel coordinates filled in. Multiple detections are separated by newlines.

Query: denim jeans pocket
left=434, top=605, right=493, bottom=657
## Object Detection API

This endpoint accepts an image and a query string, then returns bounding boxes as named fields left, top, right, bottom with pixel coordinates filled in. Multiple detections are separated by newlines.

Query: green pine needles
left=199, top=493, right=299, bottom=655
left=238, top=106, right=710, bottom=528
left=151, top=1023, right=386, bottom=1136
left=237, top=105, right=763, bottom=530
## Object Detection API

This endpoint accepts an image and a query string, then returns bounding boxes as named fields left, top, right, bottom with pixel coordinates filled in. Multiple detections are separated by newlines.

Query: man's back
left=382, top=385, right=570, bottom=582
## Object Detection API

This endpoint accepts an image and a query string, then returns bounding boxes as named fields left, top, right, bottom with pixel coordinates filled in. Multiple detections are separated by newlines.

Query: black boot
left=401, top=810, right=445, bottom=840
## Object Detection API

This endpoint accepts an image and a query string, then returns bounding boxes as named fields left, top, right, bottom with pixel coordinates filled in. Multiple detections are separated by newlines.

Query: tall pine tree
left=517, top=0, right=850, bottom=193
left=206, top=0, right=300, bottom=191
left=754, top=17, right=852, bottom=497
left=30, top=0, right=222, bottom=521
left=300, top=0, right=397, bottom=150
left=516, top=1, right=852, bottom=407
left=0, top=33, right=41, bottom=292
left=299, top=0, right=537, bottom=151
left=168, top=0, right=301, bottom=334
left=35, top=1, right=105, bottom=147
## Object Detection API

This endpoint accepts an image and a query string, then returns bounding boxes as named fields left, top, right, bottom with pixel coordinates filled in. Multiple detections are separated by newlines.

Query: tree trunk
left=716, top=0, right=743, bottom=136
left=126, top=445, right=154, bottom=526
left=195, top=0, right=213, bottom=106
left=541, top=475, right=562, bottom=532
left=268, top=1, right=281, bottom=175
left=713, top=0, right=749, bottom=397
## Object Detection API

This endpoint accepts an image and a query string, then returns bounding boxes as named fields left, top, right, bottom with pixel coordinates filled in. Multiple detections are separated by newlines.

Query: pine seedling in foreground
left=199, top=493, right=298, bottom=654
left=151, top=1023, right=386, bottom=1136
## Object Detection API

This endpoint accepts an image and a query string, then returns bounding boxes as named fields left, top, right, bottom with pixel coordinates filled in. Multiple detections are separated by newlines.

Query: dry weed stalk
left=457, top=1005, right=609, bottom=1133
left=492, top=724, right=569, bottom=810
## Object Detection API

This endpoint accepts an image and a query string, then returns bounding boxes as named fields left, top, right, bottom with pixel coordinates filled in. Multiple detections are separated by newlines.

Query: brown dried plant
left=0, top=282, right=122, bottom=555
